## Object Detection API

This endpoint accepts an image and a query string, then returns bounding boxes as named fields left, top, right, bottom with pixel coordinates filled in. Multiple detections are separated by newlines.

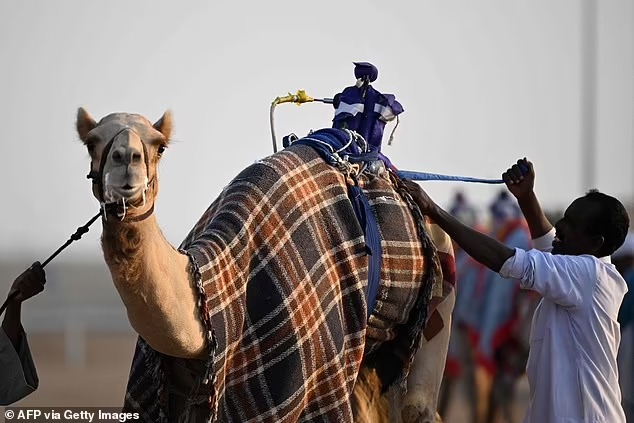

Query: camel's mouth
left=103, top=175, right=150, bottom=206
left=113, top=184, right=140, bottom=198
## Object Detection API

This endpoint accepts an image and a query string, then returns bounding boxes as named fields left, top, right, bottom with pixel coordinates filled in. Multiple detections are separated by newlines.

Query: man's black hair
left=583, top=189, right=630, bottom=256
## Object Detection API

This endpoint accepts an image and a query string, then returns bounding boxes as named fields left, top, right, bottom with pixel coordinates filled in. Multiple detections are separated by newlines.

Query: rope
left=0, top=210, right=103, bottom=317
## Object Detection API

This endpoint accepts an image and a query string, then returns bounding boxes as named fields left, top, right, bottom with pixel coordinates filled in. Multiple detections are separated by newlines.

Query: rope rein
left=0, top=210, right=103, bottom=316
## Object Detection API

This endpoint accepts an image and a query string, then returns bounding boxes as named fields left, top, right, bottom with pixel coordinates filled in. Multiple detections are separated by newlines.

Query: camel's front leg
left=399, top=221, right=457, bottom=423
left=349, top=291, right=456, bottom=423
left=400, top=289, right=455, bottom=423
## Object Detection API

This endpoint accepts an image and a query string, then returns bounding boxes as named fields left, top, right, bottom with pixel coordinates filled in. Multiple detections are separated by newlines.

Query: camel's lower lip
left=107, top=185, right=144, bottom=200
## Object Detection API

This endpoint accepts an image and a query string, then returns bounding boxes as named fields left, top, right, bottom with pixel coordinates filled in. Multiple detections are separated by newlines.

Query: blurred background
left=0, top=1, right=632, bottom=421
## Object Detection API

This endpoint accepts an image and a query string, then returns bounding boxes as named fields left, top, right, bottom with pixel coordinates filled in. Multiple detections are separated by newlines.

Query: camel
left=75, top=107, right=456, bottom=422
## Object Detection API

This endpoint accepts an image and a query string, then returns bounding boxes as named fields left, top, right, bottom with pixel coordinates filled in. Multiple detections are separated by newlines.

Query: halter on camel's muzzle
left=86, top=126, right=155, bottom=222
left=1, top=129, right=157, bottom=315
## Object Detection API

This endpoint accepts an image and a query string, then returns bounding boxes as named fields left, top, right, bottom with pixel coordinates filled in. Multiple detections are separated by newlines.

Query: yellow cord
left=271, top=90, right=315, bottom=106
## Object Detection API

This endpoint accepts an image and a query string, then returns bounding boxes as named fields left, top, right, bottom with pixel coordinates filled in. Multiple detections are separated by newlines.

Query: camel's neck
left=101, top=213, right=172, bottom=286
left=99, top=211, right=206, bottom=358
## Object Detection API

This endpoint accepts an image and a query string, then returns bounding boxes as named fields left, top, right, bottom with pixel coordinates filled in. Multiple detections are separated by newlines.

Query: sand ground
left=2, top=332, right=530, bottom=422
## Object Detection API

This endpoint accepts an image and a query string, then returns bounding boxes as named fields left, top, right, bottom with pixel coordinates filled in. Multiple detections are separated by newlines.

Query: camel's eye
left=157, top=145, right=166, bottom=156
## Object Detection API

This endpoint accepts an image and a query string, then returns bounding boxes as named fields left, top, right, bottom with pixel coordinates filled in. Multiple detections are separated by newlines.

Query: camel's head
left=76, top=108, right=172, bottom=214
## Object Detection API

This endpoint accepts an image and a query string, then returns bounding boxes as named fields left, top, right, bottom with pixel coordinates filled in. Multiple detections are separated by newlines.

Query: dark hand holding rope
left=0, top=210, right=102, bottom=316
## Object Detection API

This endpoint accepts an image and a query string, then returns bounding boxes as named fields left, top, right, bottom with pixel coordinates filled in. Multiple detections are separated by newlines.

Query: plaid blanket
left=122, top=144, right=443, bottom=422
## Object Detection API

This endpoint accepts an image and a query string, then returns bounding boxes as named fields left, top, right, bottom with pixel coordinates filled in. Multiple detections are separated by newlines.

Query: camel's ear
left=153, top=110, right=173, bottom=143
left=76, top=107, right=97, bottom=143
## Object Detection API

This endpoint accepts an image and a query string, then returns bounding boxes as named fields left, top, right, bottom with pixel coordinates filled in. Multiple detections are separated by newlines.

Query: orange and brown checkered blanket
left=121, top=144, right=451, bottom=422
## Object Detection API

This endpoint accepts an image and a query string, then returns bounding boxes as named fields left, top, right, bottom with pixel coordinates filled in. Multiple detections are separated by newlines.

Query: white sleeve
left=532, top=228, right=555, bottom=253
left=0, top=328, right=39, bottom=406
left=499, top=247, right=595, bottom=308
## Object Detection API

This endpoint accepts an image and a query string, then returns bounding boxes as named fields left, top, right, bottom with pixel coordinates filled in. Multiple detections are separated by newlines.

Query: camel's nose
left=111, top=131, right=144, bottom=166
left=111, top=146, right=143, bottom=165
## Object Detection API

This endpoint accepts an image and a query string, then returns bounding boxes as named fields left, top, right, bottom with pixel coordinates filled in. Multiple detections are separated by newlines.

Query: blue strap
left=396, top=162, right=533, bottom=184
left=291, top=129, right=382, bottom=319
left=396, top=170, right=504, bottom=184
left=347, top=183, right=382, bottom=318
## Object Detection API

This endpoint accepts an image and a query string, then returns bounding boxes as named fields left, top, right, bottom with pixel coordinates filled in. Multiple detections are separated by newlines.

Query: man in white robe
left=404, top=158, right=629, bottom=423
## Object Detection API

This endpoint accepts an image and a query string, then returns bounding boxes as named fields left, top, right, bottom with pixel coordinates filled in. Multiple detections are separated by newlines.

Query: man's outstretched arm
left=403, top=181, right=515, bottom=273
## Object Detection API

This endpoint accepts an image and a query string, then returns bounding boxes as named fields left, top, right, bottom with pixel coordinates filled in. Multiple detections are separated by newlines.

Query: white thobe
left=500, top=229, right=628, bottom=423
